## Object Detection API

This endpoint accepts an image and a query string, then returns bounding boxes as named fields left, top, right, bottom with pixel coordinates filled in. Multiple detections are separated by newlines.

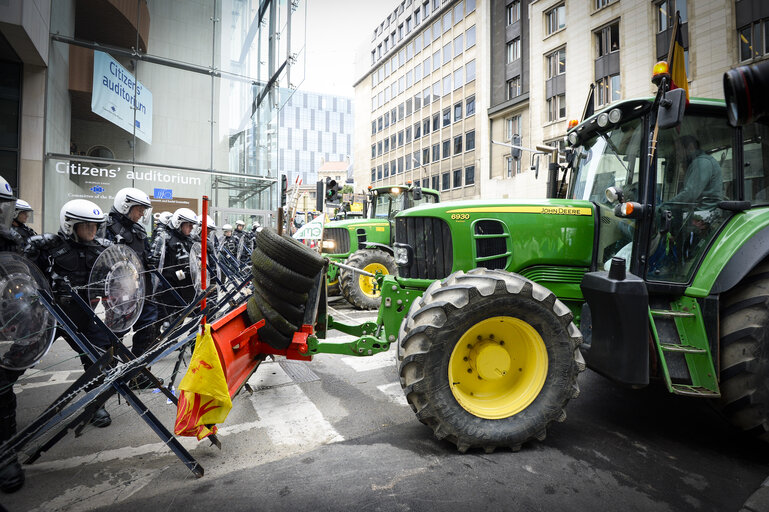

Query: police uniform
left=150, top=224, right=196, bottom=310
left=106, top=210, right=159, bottom=357
left=10, top=222, right=35, bottom=246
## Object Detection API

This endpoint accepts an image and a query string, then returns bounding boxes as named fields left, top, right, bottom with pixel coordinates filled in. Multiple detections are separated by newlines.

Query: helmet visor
left=15, top=210, right=33, bottom=224
left=0, top=201, right=15, bottom=234
left=73, top=221, right=107, bottom=243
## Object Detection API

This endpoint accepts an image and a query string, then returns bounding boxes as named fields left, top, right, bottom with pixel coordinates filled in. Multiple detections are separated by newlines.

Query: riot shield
left=189, top=242, right=210, bottom=291
left=0, top=253, right=57, bottom=370
left=88, top=245, right=145, bottom=332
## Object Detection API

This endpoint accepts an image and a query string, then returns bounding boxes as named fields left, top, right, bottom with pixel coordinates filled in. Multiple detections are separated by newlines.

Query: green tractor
left=372, top=84, right=769, bottom=451
left=321, top=184, right=439, bottom=309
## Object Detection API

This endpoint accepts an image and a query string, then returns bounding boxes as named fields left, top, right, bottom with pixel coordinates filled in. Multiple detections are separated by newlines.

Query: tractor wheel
left=718, top=260, right=769, bottom=442
left=252, top=266, right=308, bottom=306
left=254, top=227, right=324, bottom=278
left=251, top=247, right=314, bottom=291
left=339, top=249, right=397, bottom=310
left=247, top=296, right=292, bottom=349
left=398, top=268, right=583, bottom=453
left=254, top=282, right=306, bottom=325
left=327, top=278, right=341, bottom=297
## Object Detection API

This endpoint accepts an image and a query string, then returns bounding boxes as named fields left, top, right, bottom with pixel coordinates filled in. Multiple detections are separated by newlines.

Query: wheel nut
left=467, top=368, right=472, bottom=373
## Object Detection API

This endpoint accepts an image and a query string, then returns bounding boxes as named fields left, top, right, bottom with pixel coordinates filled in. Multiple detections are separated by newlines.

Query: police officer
left=220, top=223, right=236, bottom=255
left=105, top=189, right=160, bottom=374
left=152, top=211, right=172, bottom=240
left=11, top=200, right=36, bottom=245
left=25, top=200, right=113, bottom=422
left=150, top=208, right=198, bottom=309
left=0, top=178, right=26, bottom=493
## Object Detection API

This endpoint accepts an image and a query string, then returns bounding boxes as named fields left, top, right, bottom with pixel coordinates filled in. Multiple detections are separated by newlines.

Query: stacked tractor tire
left=247, top=227, right=324, bottom=349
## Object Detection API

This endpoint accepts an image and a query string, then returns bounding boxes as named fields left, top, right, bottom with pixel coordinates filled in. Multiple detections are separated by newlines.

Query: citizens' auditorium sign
left=91, top=51, right=153, bottom=144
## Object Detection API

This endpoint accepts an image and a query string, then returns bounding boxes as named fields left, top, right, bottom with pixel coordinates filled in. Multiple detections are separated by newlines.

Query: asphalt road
left=3, top=297, right=768, bottom=512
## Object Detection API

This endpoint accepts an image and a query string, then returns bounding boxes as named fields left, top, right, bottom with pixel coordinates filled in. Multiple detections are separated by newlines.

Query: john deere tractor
left=321, top=184, right=438, bottom=309
left=375, top=67, right=769, bottom=452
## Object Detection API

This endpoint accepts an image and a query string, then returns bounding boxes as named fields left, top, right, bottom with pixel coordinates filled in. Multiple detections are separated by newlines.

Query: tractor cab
left=367, top=184, right=439, bottom=222
left=566, top=98, right=741, bottom=286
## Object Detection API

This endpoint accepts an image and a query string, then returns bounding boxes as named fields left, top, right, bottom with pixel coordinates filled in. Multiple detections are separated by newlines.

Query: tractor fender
left=359, top=242, right=394, bottom=255
left=711, top=224, right=769, bottom=294
left=688, top=210, right=769, bottom=296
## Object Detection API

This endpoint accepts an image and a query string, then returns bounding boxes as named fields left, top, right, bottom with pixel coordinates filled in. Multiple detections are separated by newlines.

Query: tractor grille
left=322, top=228, right=350, bottom=254
left=473, top=220, right=509, bottom=270
left=395, top=217, right=453, bottom=279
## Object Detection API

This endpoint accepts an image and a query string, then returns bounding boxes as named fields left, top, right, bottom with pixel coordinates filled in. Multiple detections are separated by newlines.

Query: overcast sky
left=299, top=0, right=393, bottom=98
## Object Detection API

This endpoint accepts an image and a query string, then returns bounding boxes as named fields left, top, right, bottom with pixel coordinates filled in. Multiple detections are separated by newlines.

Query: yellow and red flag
left=174, top=324, right=232, bottom=441
left=667, top=11, right=689, bottom=102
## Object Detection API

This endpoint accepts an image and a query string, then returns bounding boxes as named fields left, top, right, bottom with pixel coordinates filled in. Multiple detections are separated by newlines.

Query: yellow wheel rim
left=358, top=262, right=389, bottom=298
left=448, top=316, right=548, bottom=419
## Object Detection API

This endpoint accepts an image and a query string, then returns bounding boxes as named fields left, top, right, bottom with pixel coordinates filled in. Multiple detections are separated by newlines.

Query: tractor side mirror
left=413, top=186, right=423, bottom=201
left=657, top=88, right=687, bottom=129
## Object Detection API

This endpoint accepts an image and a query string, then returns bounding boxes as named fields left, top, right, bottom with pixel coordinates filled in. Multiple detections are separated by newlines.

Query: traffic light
left=325, top=177, right=340, bottom=203
left=280, top=174, right=287, bottom=207
left=511, top=134, right=522, bottom=161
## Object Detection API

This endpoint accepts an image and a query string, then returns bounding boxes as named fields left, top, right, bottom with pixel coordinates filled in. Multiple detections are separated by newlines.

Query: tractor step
left=670, top=384, right=721, bottom=397
left=659, top=343, right=707, bottom=354
left=650, top=309, right=695, bottom=318
left=648, top=297, right=720, bottom=397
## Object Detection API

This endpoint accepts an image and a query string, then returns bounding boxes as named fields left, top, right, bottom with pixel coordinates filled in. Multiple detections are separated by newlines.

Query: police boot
left=89, top=406, right=111, bottom=428
left=0, top=457, right=24, bottom=494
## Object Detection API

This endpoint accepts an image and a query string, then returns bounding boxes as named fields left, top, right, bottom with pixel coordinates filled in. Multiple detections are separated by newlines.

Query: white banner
left=91, top=51, right=153, bottom=144
left=293, top=214, right=326, bottom=240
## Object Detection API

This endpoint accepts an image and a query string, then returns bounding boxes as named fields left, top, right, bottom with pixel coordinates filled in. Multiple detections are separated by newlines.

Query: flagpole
left=650, top=11, right=680, bottom=166
left=201, top=195, right=208, bottom=327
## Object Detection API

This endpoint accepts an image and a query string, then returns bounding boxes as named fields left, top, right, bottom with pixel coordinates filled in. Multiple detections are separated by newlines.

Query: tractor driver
left=666, top=135, right=723, bottom=212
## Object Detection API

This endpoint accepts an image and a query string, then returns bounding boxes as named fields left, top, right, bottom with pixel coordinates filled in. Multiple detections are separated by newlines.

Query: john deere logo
left=90, top=186, right=105, bottom=194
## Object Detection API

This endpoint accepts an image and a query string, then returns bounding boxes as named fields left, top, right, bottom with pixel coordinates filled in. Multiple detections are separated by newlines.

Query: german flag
left=667, top=11, right=689, bottom=102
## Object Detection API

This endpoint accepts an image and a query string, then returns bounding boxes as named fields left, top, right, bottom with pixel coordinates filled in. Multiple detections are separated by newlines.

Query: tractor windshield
left=370, top=188, right=438, bottom=219
left=569, top=116, right=644, bottom=271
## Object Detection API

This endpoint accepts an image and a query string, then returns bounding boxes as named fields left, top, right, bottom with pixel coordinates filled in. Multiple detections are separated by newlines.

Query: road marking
left=377, top=382, right=408, bottom=405
left=14, top=370, right=81, bottom=393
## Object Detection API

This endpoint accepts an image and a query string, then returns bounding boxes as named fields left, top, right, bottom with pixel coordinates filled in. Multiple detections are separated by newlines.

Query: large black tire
left=339, top=249, right=397, bottom=310
left=252, top=266, right=308, bottom=306
left=247, top=296, right=292, bottom=349
left=718, top=261, right=769, bottom=442
left=253, top=282, right=306, bottom=325
left=251, top=246, right=314, bottom=291
left=254, top=227, right=324, bottom=278
left=398, top=268, right=584, bottom=453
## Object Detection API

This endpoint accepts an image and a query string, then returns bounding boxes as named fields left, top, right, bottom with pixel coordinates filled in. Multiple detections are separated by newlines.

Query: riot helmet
left=157, top=211, right=173, bottom=226
left=113, top=187, right=152, bottom=223
left=59, top=199, right=107, bottom=243
left=14, top=199, right=33, bottom=224
left=170, top=207, right=197, bottom=236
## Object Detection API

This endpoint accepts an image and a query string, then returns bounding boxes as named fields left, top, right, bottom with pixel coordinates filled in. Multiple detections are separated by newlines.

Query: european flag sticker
left=154, top=188, right=173, bottom=199
left=90, top=186, right=105, bottom=194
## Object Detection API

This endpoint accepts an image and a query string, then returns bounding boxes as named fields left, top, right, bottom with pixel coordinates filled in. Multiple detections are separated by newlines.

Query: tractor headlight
left=393, top=244, right=410, bottom=265
left=321, top=240, right=335, bottom=250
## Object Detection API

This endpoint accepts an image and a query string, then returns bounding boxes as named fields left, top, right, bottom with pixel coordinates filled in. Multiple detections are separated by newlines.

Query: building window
left=466, top=130, right=476, bottom=151
left=507, top=1, right=520, bottom=25
left=433, top=21, right=441, bottom=41
left=453, top=134, right=463, bottom=154
left=432, top=174, right=439, bottom=191
left=423, top=147, right=430, bottom=164
left=506, top=156, right=521, bottom=177
left=466, top=95, right=475, bottom=116
left=545, top=4, right=565, bottom=35
left=384, top=162, right=390, bottom=177
left=442, top=171, right=451, bottom=190
left=465, top=59, right=476, bottom=83
left=371, top=144, right=376, bottom=158
left=466, top=25, right=476, bottom=49
left=505, top=115, right=521, bottom=141
left=454, top=34, right=464, bottom=56
left=656, top=0, right=687, bottom=33
left=546, top=48, right=566, bottom=79
left=547, top=94, right=566, bottom=122
left=414, top=121, right=422, bottom=139
left=443, top=43, right=452, bottom=65
left=406, top=70, right=413, bottom=89
left=454, top=1, right=463, bottom=24
left=377, top=141, right=383, bottom=156
left=507, top=38, right=520, bottom=63
left=398, top=156, right=404, bottom=174
left=377, top=165, right=383, bottom=180
left=423, top=57, right=431, bottom=77
left=432, top=143, right=440, bottom=161
left=442, top=107, right=451, bottom=127
left=453, top=168, right=462, bottom=188
left=432, top=112, right=440, bottom=131
left=596, top=74, right=621, bottom=106
left=384, top=138, right=390, bottom=152
left=372, top=121, right=377, bottom=135
left=454, top=67, right=464, bottom=89
left=595, top=0, right=616, bottom=9
left=406, top=98, right=413, bottom=116
left=423, top=86, right=431, bottom=106
left=406, top=154, right=412, bottom=171
left=422, top=178, right=429, bottom=188
left=443, top=12, right=452, bottom=33
left=596, top=22, right=620, bottom=57
left=443, top=75, right=451, bottom=94
left=465, top=165, right=475, bottom=185
left=371, top=168, right=376, bottom=182
left=423, top=117, right=431, bottom=135
left=406, top=126, right=412, bottom=143
left=398, top=130, right=404, bottom=146
left=442, top=139, right=451, bottom=159
left=414, top=150, right=421, bottom=166
left=432, top=80, right=440, bottom=100
left=506, top=76, right=521, bottom=100
left=454, top=101, right=462, bottom=121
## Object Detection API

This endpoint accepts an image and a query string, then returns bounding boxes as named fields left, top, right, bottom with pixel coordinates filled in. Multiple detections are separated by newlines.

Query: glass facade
left=44, top=0, right=306, bottom=230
